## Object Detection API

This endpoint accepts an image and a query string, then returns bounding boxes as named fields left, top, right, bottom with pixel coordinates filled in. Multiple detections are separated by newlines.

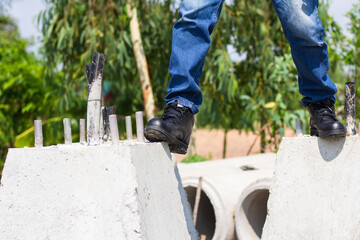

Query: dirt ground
left=174, top=128, right=296, bottom=162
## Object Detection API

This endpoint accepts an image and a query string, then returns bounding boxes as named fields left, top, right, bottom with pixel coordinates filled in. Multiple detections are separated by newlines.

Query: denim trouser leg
left=272, top=0, right=337, bottom=105
left=165, top=0, right=225, bottom=114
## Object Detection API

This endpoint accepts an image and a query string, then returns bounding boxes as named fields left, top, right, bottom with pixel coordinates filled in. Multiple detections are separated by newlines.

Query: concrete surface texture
left=0, top=142, right=197, bottom=240
left=178, top=154, right=276, bottom=240
left=262, top=136, right=360, bottom=240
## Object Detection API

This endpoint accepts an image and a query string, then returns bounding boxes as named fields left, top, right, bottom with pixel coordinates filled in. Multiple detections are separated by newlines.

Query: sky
left=6, top=0, right=359, bottom=54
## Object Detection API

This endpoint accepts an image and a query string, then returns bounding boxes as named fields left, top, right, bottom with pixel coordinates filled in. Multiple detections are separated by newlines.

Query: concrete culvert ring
left=235, top=178, right=272, bottom=240
left=185, top=186, right=216, bottom=239
left=182, top=178, right=228, bottom=240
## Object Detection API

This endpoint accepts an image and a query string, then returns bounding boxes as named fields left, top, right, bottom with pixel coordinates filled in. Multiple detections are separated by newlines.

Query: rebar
left=109, top=114, right=120, bottom=144
left=34, top=120, right=43, bottom=147
left=63, top=118, right=72, bottom=144
left=126, top=116, right=133, bottom=140
left=100, top=106, right=105, bottom=141
left=80, top=119, right=86, bottom=144
left=296, top=120, right=303, bottom=137
left=345, top=82, right=356, bottom=136
left=136, top=111, right=144, bottom=142
left=103, top=106, right=115, bottom=141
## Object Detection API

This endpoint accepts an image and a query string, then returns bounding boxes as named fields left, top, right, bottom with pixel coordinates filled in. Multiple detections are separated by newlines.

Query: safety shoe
left=307, top=98, right=346, bottom=137
left=144, top=101, right=194, bottom=154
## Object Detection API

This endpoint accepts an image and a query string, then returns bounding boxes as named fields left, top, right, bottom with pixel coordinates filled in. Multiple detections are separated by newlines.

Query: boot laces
left=162, top=102, right=190, bottom=124
left=312, top=102, right=337, bottom=121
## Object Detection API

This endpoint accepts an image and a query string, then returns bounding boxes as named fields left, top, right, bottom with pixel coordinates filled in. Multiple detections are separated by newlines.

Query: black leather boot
left=144, top=101, right=194, bottom=154
left=307, top=98, right=346, bottom=137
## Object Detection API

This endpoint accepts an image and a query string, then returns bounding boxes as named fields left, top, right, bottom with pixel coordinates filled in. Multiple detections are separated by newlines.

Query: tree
left=0, top=14, right=47, bottom=176
left=126, top=1, right=155, bottom=119
left=38, top=0, right=175, bottom=118
left=339, top=2, right=360, bottom=121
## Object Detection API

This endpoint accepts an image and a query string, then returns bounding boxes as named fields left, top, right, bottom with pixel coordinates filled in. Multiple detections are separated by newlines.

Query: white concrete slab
left=0, top=142, right=197, bottom=240
left=262, top=136, right=360, bottom=240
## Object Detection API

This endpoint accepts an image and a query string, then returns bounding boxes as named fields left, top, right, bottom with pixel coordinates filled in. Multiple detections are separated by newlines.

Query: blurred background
left=1, top=0, right=359, bottom=174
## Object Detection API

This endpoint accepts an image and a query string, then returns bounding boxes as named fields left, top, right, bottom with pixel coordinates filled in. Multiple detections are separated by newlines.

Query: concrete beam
left=0, top=142, right=197, bottom=240
left=262, top=136, right=360, bottom=240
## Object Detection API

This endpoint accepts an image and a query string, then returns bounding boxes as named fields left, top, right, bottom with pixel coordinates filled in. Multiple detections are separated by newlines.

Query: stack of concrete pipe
left=177, top=153, right=275, bottom=240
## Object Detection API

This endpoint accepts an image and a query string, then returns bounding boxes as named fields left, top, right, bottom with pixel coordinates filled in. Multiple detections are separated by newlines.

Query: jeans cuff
left=167, top=97, right=198, bottom=114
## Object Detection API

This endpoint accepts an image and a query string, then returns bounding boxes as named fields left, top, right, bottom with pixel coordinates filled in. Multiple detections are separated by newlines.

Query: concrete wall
left=262, top=136, right=360, bottom=240
left=0, top=142, right=197, bottom=240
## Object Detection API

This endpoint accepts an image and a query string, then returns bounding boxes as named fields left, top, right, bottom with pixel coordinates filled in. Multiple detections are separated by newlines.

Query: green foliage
left=181, top=154, right=208, bottom=164
left=342, top=2, right=360, bottom=79
left=0, top=11, right=68, bottom=177
left=0, top=15, right=45, bottom=174
left=338, top=1, right=360, bottom=121
left=38, top=0, right=177, bottom=115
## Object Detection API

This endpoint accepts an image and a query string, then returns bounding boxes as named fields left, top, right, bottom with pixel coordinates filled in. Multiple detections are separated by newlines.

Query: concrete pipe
left=179, top=155, right=275, bottom=240
left=178, top=154, right=275, bottom=240
left=235, top=178, right=272, bottom=240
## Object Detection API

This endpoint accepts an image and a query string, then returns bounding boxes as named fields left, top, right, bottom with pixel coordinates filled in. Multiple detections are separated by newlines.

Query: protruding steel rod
left=136, top=111, right=144, bottom=142
left=103, top=106, right=115, bottom=141
left=126, top=116, right=133, bottom=140
left=86, top=52, right=106, bottom=146
left=193, top=176, right=203, bottom=227
left=100, top=106, right=105, bottom=141
left=345, top=82, right=356, bottom=136
left=34, top=120, right=43, bottom=147
left=63, top=118, right=72, bottom=144
left=109, top=114, right=120, bottom=144
left=296, top=120, right=303, bottom=137
left=80, top=119, right=86, bottom=144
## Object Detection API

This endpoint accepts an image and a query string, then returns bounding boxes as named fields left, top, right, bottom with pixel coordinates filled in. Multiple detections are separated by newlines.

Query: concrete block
left=262, top=136, right=360, bottom=240
left=0, top=142, right=197, bottom=240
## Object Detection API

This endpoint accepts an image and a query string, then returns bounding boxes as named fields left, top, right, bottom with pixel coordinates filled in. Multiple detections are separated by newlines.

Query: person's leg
left=145, top=0, right=225, bottom=153
left=165, top=0, right=225, bottom=114
left=272, top=0, right=346, bottom=137
left=272, top=0, right=337, bottom=105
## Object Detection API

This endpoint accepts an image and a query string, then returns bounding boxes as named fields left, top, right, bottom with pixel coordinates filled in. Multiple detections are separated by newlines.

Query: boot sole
left=144, top=126, right=188, bottom=155
left=310, top=127, right=346, bottom=138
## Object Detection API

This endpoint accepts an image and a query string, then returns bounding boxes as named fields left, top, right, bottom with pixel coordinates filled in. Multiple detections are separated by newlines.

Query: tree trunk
left=188, top=116, right=197, bottom=156
left=222, top=128, right=228, bottom=159
left=260, top=117, right=266, bottom=153
left=126, top=2, right=155, bottom=119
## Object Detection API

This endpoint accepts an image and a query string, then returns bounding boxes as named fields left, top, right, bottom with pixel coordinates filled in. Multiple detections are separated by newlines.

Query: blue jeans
left=165, top=0, right=337, bottom=114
